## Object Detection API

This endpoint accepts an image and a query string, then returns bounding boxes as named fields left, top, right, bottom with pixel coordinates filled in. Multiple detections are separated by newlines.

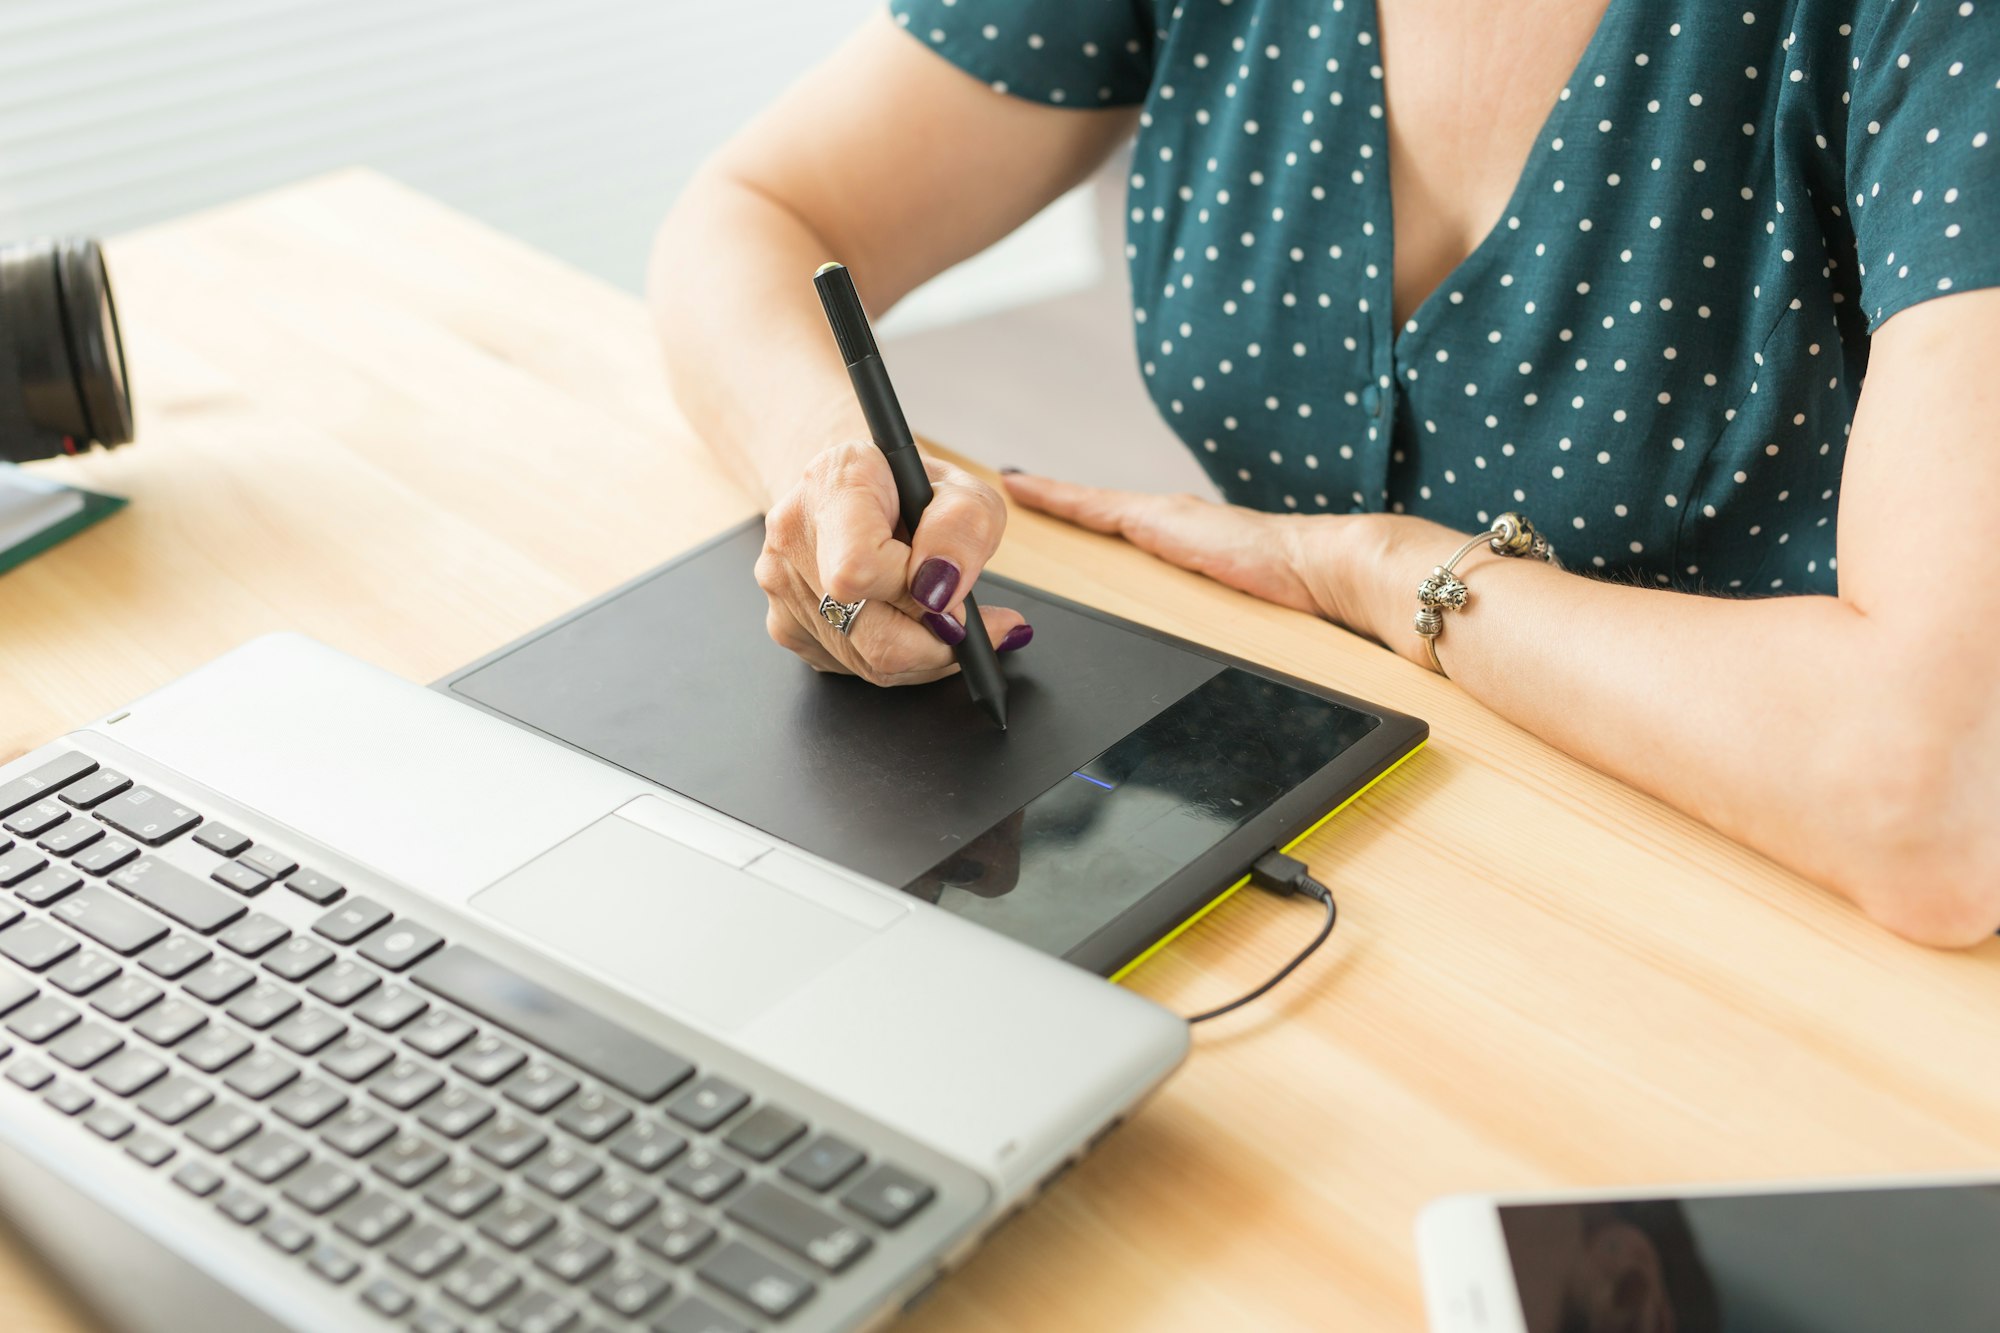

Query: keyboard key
left=554, top=1088, right=632, bottom=1143
left=372, top=1132, right=450, bottom=1189
left=7, top=996, right=80, bottom=1044
left=47, top=948, right=119, bottom=996
left=4, top=798, right=69, bottom=839
left=664, top=1149, right=743, bottom=1206
left=72, top=836, right=139, bottom=877
left=523, top=1144, right=601, bottom=1201
left=0, top=848, right=49, bottom=888
left=271, top=1076, right=348, bottom=1129
left=696, top=1240, right=815, bottom=1320
left=48, top=1021, right=122, bottom=1070
left=124, top=1132, right=177, bottom=1167
left=388, top=1223, right=466, bottom=1279
left=84, top=1105, right=133, bottom=1140
left=589, top=1259, right=672, bottom=1319
left=371, top=1058, right=445, bottom=1111
left=422, top=1163, right=502, bottom=1219
left=579, top=1174, right=660, bottom=1231
left=320, top=1032, right=393, bottom=1082
left=610, top=1120, right=687, bottom=1174
left=216, top=1188, right=268, bottom=1226
left=722, top=1105, right=806, bottom=1162
left=5, top=1059, right=53, bottom=1091
left=95, top=788, right=202, bottom=846
left=177, top=1024, right=253, bottom=1072
left=726, top=1181, right=873, bottom=1273
left=218, top=913, right=289, bottom=956
left=284, top=868, right=344, bottom=905
left=472, top=1116, right=549, bottom=1170
left=498, top=1289, right=576, bottom=1333
left=634, top=1205, right=718, bottom=1266
left=37, top=820, right=103, bottom=857
left=442, top=1255, right=520, bottom=1313
left=478, top=1196, right=559, bottom=1251
left=43, top=1080, right=93, bottom=1115
left=111, top=858, right=245, bottom=933
left=138, top=935, right=211, bottom=979
left=239, top=846, right=298, bottom=880
left=259, top=1213, right=314, bottom=1255
left=358, top=921, right=444, bottom=972
left=502, top=1063, right=578, bottom=1115
left=305, top=960, right=380, bottom=1007
left=184, top=1102, right=261, bottom=1153
left=192, top=823, right=252, bottom=857
left=261, top=936, right=334, bottom=982
left=51, top=887, right=170, bottom=962
left=533, top=1226, right=613, bottom=1284
left=352, top=982, right=426, bottom=1031
left=0, top=754, right=99, bottom=817
left=172, top=1160, right=225, bottom=1197
left=284, top=1160, right=361, bottom=1215
left=306, top=1243, right=361, bottom=1285
left=335, top=1190, right=411, bottom=1246
left=413, top=946, right=694, bottom=1103
left=223, top=1050, right=300, bottom=1100
left=418, top=1085, right=496, bottom=1140
left=0, top=971, right=32, bottom=1015
left=361, top=1278, right=416, bottom=1319
left=90, top=975, right=162, bottom=1021
left=451, top=1035, right=527, bottom=1086
left=841, top=1162, right=936, bottom=1229
left=137, top=1074, right=214, bottom=1125
left=666, top=1077, right=748, bottom=1133
left=403, top=1010, right=476, bottom=1057
left=313, top=897, right=391, bottom=945
left=133, top=998, right=207, bottom=1045
left=225, top=982, right=301, bottom=1030
left=234, top=1130, right=311, bottom=1184
left=92, top=1049, right=167, bottom=1096
left=320, top=1106, right=397, bottom=1157
left=655, top=1295, right=752, bottom=1333
left=210, top=862, right=270, bottom=897
left=270, top=1007, right=346, bottom=1056
left=781, top=1134, right=865, bottom=1193
left=0, top=919, right=80, bottom=970
left=0, top=900, right=23, bottom=933
left=16, top=865, right=83, bottom=908
left=57, top=769, right=130, bottom=811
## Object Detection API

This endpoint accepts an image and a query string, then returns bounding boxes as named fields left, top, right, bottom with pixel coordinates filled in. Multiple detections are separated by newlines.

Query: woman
left=651, top=2, right=2000, bottom=946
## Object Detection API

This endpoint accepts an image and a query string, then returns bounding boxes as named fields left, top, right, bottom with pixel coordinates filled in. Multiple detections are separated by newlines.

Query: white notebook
left=0, top=462, right=120, bottom=574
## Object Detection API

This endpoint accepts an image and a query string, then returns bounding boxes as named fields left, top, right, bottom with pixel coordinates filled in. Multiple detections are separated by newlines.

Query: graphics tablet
left=438, top=518, right=1426, bottom=978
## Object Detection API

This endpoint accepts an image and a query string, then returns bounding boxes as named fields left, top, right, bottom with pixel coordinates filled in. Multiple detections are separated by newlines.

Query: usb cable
left=1184, top=850, right=1339, bottom=1025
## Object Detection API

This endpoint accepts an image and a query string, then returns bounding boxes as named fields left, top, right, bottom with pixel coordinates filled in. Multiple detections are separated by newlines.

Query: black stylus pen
left=812, top=261, right=1009, bottom=730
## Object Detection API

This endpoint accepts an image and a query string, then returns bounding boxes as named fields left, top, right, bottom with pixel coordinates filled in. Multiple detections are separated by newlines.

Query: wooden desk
left=4, top=172, right=1996, bottom=1333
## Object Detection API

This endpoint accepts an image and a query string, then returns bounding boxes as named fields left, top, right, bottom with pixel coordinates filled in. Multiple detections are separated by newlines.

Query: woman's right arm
left=649, top=13, right=1135, bottom=682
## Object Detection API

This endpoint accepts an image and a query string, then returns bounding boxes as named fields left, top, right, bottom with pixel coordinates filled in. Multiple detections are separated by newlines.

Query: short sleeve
left=887, top=0, right=1156, bottom=108
left=1846, top=0, right=2000, bottom=329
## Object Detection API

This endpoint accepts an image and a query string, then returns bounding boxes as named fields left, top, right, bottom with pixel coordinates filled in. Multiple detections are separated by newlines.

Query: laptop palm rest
left=470, top=810, right=896, bottom=1033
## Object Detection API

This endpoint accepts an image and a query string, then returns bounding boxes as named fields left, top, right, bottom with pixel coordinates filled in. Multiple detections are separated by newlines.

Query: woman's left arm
left=1008, top=291, right=2000, bottom=947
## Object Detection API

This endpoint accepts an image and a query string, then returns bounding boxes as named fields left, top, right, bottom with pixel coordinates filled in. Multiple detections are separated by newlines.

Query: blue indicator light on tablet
left=1070, top=771, right=1115, bottom=791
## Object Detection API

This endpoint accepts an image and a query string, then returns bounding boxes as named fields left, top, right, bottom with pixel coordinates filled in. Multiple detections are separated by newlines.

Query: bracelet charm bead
left=1413, top=512, right=1558, bottom=676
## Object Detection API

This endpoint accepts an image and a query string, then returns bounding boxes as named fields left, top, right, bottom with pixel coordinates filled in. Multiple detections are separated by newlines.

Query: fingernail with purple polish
left=997, top=624, right=1034, bottom=653
left=911, top=557, right=960, bottom=612
left=923, top=611, right=967, bottom=646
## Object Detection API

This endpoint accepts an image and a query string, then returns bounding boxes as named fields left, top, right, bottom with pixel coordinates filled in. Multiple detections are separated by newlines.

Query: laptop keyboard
left=0, top=753, right=943, bottom=1332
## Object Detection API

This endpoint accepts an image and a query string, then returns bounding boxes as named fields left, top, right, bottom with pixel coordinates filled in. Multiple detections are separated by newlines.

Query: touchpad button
left=470, top=814, right=879, bottom=1033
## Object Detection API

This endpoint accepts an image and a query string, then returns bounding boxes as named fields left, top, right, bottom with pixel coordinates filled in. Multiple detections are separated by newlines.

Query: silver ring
left=817, top=593, right=866, bottom=636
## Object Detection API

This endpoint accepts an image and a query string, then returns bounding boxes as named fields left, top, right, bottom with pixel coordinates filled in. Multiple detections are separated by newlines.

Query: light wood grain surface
left=3, top=171, right=1995, bottom=1333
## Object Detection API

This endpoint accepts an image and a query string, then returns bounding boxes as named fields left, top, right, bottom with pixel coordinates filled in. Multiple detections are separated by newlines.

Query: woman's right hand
left=756, top=441, right=1032, bottom=685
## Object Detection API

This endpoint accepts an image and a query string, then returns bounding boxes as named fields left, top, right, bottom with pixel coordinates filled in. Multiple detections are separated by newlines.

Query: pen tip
left=978, top=694, right=1009, bottom=731
left=814, top=261, right=845, bottom=277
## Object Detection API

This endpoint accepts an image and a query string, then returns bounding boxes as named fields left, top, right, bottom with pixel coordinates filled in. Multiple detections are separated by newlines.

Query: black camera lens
left=0, top=238, right=134, bottom=465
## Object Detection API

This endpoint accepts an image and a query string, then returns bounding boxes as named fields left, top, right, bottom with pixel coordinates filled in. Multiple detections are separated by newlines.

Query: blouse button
left=1361, top=385, right=1384, bottom=417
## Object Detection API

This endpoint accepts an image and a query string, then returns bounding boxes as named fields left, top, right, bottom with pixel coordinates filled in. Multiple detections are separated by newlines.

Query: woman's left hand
left=1001, top=471, right=1427, bottom=661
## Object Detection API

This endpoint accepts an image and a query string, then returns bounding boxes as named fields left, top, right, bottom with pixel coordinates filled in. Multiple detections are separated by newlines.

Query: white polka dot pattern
left=889, top=0, right=2000, bottom=595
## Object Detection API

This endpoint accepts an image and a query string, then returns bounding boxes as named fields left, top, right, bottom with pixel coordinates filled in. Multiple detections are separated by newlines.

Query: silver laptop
left=0, top=633, right=1188, bottom=1333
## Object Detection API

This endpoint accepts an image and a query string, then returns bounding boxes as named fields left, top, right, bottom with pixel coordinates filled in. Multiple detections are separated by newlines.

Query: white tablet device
left=1415, top=1172, right=2000, bottom=1333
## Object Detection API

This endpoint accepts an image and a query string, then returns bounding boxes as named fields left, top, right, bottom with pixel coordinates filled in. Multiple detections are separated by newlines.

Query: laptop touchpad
left=470, top=811, right=891, bottom=1033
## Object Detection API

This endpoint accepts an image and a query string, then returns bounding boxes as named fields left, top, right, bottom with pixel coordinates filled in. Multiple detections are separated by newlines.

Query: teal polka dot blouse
left=887, top=0, right=2000, bottom=594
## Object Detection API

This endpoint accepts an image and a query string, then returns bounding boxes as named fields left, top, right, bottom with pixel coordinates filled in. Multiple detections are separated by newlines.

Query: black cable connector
left=1184, top=850, right=1339, bottom=1025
